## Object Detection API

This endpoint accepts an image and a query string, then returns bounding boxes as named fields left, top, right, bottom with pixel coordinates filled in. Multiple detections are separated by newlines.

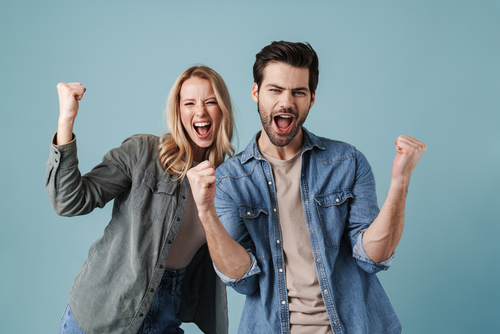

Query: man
left=187, top=41, right=426, bottom=334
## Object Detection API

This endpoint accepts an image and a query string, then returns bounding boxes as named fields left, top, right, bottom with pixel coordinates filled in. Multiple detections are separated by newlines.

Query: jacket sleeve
left=345, top=149, right=395, bottom=274
left=213, top=176, right=261, bottom=295
left=45, top=133, right=142, bottom=217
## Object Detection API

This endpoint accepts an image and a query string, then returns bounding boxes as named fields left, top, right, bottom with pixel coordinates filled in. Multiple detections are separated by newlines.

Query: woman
left=46, top=66, right=234, bottom=334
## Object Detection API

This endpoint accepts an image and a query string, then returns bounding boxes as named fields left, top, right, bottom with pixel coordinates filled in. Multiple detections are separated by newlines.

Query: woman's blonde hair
left=158, top=65, right=235, bottom=181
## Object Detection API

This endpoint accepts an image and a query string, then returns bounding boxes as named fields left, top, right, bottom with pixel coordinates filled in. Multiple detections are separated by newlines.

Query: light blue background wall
left=1, top=1, right=499, bottom=333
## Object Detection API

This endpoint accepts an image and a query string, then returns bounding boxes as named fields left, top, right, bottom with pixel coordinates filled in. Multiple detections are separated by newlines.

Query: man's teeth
left=279, top=115, right=292, bottom=118
left=194, top=122, right=210, bottom=127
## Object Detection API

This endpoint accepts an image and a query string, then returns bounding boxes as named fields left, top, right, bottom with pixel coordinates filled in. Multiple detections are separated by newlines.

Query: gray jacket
left=46, top=133, right=228, bottom=334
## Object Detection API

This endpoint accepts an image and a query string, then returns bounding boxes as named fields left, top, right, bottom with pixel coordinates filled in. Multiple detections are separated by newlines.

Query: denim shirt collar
left=240, top=127, right=326, bottom=164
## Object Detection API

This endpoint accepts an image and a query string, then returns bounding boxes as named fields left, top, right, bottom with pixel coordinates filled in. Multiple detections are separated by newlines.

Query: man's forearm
left=199, top=206, right=251, bottom=279
left=363, top=176, right=408, bottom=263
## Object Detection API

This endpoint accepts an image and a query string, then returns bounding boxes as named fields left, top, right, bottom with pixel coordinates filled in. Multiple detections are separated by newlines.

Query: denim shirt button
left=324, top=289, right=328, bottom=294
left=276, top=240, right=280, bottom=244
left=334, top=321, right=338, bottom=326
left=279, top=268, right=283, bottom=272
left=268, top=181, right=272, bottom=185
left=281, top=301, right=286, bottom=305
left=273, top=208, right=277, bottom=212
left=336, top=198, right=340, bottom=203
left=310, top=230, right=313, bottom=235
left=305, top=201, right=309, bottom=204
left=317, top=258, right=321, bottom=262
left=247, top=212, right=251, bottom=216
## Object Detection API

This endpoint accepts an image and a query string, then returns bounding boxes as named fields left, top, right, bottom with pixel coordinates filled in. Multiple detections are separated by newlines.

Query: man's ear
left=310, top=91, right=316, bottom=108
left=251, top=83, right=259, bottom=103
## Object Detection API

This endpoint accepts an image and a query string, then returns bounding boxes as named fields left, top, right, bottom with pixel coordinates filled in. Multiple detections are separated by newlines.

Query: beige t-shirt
left=165, top=187, right=206, bottom=269
left=262, top=151, right=332, bottom=334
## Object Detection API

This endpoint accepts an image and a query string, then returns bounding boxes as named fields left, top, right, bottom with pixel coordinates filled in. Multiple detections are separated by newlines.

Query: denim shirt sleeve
left=344, top=149, right=396, bottom=274
left=213, top=250, right=261, bottom=293
left=352, top=230, right=395, bottom=273
left=45, top=133, right=140, bottom=216
left=213, top=175, right=261, bottom=295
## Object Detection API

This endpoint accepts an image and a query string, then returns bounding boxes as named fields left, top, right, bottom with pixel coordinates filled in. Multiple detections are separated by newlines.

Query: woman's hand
left=56, top=82, right=86, bottom=145
left=186, top=161, right=217, bottom=215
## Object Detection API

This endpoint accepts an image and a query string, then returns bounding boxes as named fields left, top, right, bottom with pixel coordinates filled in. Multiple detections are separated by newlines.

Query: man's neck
left=257, top=127, right=304, bottom=161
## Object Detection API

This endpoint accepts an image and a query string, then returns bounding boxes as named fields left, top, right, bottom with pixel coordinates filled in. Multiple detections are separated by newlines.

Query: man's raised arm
left=363, top=135, right=426, bottom=263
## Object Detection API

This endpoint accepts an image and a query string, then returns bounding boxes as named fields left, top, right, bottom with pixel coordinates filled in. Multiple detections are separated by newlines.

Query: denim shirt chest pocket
left=132, top=170, right=177, bottom=222
left=238, top=205, right=271, bottom=260
left=314, top=189, right=355, bottom=248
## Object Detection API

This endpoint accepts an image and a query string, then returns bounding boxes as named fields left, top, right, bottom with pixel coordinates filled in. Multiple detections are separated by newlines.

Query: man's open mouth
left=274, top=114, right=294, bottom=134
left=194, top=122, right=212, bottom=138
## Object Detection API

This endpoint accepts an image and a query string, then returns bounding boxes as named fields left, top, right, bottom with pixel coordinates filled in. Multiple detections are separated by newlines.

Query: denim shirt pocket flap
left=142, top=171, right=176, bottom=195
left=238, top=206, right=269, bottom=219
left=313, top=189, right=355, bottom=207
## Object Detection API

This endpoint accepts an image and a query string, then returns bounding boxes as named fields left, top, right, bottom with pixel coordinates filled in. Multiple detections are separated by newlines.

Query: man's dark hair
left=253, top=41, right=319, bottom=93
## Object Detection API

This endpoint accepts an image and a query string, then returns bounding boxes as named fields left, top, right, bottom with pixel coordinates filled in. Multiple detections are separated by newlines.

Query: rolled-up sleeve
left=352, top=230, right=395, bottom=273
left=213, top=250, right=261, bottom=294
left=213, top=174, right=261, bottom=295
left=345, top=149, right=396, bottom=274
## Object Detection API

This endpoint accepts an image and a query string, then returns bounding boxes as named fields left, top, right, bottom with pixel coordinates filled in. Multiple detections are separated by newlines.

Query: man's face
left=252, top=62, right=315, bottom=148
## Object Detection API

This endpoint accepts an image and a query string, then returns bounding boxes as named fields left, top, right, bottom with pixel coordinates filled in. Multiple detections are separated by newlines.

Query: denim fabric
left=137, top=268, right=186, bottom=334
left=46, top=134, right=227, bottom=334
left=59, top=304, right=87, bottom=334
left=214, top=128, right=401, bottom=334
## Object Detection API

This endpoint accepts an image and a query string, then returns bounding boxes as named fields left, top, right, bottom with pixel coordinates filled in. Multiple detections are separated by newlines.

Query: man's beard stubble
left=257, top=100, right=310, bottom=148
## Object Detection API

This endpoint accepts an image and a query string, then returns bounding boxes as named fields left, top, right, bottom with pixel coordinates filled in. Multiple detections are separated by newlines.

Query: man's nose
left=279, top=91, right=294, bottom=110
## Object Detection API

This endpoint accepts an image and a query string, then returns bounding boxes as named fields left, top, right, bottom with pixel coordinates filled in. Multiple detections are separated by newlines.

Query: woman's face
left=179, top=76, right=222, bottom=160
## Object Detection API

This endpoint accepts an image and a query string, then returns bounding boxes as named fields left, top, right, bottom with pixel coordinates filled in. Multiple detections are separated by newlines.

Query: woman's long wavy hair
left=158, top=66, right=235, bottom=181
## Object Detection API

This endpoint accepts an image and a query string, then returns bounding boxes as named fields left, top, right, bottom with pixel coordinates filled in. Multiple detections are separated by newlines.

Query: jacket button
left=305, top=201, right=308, bottom=204
left=336, top=198, right=340, bottom=203
left=279, top=268, right=283, bottom=273
left=334, top=321, right=338, bottom=326
left=167, top=240, right=172, bottom=244
left=281, top=301, right=286, bottom=305
left=276, top=240, right=280, bottom=244
left=139, top=313, right=144, bottom=317
left=317, top=258, right=321, bottom=262
left=150, top=288, right=154, bottom=292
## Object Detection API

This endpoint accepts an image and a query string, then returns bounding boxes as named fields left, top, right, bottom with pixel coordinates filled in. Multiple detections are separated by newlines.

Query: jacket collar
left=240, top=127, right=325, bottom=164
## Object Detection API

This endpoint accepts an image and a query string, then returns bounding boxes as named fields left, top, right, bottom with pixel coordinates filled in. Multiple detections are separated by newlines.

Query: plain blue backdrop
left=1, top=1, right=499, bottom=333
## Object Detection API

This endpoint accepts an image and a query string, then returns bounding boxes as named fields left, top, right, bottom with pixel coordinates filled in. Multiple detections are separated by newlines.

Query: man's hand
left=392, top=135, right=427, bottom=184
left=186, top=161, right=217, bottom=214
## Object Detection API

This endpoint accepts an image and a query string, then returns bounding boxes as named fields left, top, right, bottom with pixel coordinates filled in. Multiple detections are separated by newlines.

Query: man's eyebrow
left=265, top=84, right=309, bottom=91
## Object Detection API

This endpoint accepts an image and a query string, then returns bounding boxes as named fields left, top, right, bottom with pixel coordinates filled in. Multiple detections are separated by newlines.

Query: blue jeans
left=59, top=267, right=186, bottom=334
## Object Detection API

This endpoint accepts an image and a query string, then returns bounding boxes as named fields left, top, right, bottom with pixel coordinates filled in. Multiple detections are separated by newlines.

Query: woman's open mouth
left=194, top=122, right=212, bottom=139
left=273, top=114, right=294, bottom=134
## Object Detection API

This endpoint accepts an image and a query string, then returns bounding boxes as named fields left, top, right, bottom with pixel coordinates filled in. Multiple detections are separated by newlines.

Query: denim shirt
left=214, top=128, right=401, bottom=334
left=46, top=134, right=228, bottom=334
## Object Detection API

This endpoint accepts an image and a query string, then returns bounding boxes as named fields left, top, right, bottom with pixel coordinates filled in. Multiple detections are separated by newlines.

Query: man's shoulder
left=307, top=131, right=359, bottom=162
left=215, top=151, right=249, bottom=178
